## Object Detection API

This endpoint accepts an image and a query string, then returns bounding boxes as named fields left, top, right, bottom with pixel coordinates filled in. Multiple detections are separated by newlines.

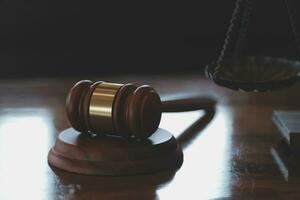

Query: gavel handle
left=161, top=96, right=216, bottom=112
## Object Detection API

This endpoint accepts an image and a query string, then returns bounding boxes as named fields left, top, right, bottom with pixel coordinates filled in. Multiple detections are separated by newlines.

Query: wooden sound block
left=48, top=128, right=183, bottom=175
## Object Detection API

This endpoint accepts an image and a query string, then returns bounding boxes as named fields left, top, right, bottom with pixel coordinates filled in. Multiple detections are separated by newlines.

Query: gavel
left=66, top=80, right=215, bottom=140
left=49, top=80, right=216, bottom=175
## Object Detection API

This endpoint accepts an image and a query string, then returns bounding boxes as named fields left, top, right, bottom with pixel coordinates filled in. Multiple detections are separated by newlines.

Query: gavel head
left=66, top=80, right=162, bottom=140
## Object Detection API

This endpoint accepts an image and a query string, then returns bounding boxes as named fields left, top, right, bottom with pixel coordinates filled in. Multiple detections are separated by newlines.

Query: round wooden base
left=48, top=128, right=183, bottom=175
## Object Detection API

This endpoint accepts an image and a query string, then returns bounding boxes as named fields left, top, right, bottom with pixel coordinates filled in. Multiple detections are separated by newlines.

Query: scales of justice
left=205, top=0, right=300, bottom=176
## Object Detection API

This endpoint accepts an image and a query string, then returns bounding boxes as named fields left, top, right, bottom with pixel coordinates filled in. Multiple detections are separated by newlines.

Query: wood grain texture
left=1, top=74, right=300, bottom=199
left=65, top=80, right=92, bottom=132
left=48, top=128, right=183, bottom=175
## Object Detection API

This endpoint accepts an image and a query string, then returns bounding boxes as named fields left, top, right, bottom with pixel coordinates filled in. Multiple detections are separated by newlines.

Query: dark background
left=0, top=0, right=298, bottom=77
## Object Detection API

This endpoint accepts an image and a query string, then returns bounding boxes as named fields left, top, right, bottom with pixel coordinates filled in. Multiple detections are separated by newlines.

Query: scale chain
left=215, top=0, right=253, bottom=76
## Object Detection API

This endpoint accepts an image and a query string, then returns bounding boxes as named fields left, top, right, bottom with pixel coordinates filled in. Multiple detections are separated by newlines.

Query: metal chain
left=216, top=0, right=243, bottom=67
left=285, top=0, right=300, bottom=57
left=215, top=0, right=253, bottom=74
left=234, top=0, right=253, bottom=59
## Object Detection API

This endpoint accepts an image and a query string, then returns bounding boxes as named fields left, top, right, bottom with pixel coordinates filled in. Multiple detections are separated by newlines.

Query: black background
left=0, top=0, right=298, bottom=77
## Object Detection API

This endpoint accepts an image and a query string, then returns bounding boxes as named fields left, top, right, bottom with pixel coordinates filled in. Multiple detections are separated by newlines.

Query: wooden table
left=0, top=74, right=300, bottom=199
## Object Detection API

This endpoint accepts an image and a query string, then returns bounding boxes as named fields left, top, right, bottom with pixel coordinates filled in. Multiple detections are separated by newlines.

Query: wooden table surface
left=0, top=74, right=300, bottom=200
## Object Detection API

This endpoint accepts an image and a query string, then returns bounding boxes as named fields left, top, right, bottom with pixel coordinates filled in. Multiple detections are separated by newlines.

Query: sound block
left=48, top=128, right=183, bottom=175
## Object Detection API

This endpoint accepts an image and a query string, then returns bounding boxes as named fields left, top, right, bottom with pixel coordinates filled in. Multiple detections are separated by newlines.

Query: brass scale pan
left=206, top=0, right=300, bottom=92
left=206, top=57, right=300, bottom=92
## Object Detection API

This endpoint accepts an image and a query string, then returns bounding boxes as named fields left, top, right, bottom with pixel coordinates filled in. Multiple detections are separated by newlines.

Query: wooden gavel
left=48, top=80, right=216, bottom=175
left=66, top=80, right=215, bottom=140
